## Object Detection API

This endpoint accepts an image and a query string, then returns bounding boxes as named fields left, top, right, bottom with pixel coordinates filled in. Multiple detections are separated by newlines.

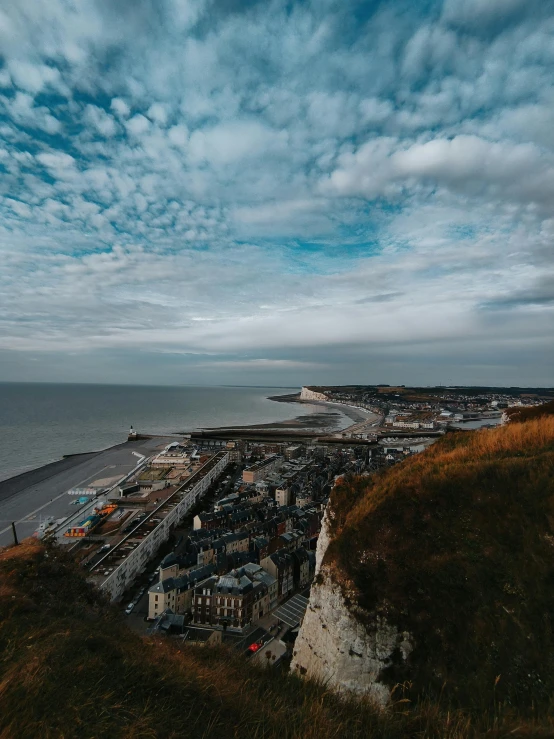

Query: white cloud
left=7, top=61, right=60, bottom=93
left=125, top=114, right=150, bottom=137
left=147, top=103, right=169, bottom=126
left=325, top=135, right=554, bottom=210
left=82, top=105, right=118, bottom=137
left=36, top=151, right=76, bottom=170
left=0, top=68, right=11, bottom=87
left=3, top=91, right=62, bottom=134
left=111, top=98, right=131, bottom=118
left=442, top=0, right=536, bottom=27
left=168, top=124, right=189, bottom=148
left=5, top=198, right=31, bottom=218
left=188, top=120, right=288, bottom=165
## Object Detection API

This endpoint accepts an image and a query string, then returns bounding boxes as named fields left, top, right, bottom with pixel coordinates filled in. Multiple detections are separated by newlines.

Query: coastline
left=0, top=385, right=305, bottom=484
left=198, top=392, right=379, bottom=435
left=0, top=390, right=372, bottom=489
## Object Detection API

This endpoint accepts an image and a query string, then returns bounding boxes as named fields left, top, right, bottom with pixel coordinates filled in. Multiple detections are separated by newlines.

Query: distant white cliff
left=300, top=387, right=328, bottom=401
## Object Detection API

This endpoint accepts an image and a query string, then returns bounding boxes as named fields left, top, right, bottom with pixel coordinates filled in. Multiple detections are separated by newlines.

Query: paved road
left=0, top=437, right=175, bottom=547
left=251, top=636, right=287, bottom=666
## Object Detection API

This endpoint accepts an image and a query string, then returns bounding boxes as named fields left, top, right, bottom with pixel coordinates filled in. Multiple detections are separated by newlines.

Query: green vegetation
left=326, top=415, right=554, bottom=715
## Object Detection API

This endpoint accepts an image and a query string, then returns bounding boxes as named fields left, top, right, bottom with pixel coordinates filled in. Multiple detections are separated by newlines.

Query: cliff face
left=300, top=386, right=328, bottom=401
left=292, top=511, right=412, bottom=704
left=291, top=568, right=412, bottom=704
left=292, top=417, right=554, bottom=710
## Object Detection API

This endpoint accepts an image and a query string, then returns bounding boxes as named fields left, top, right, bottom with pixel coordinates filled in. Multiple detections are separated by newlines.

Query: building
left=225, top=440, right=243, bottom=463
left=261, top=549, right=294, bottom=601
left=148, top=564, right=216, bottom=620
left=242, top=455, right=282, bottom=484
left=285, top=446, right=302, bottom=460
left=275, top=486, right=292, bottom=507
left=151, top=444, right=192, bottom=469
left=253, top=569, right=278, bottom=610
left=221, top=531, right=249, bottom=555
left=193, top=510, right=226, bottom=530
left=193, top=572, right=256, bottom=631
left=291, top=547, right=311, bottom=589
left=91, top=451, right=230, bottom=601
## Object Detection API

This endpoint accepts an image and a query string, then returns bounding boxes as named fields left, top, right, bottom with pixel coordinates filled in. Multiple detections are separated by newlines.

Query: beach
left=202, top=392, right=379, bottom=434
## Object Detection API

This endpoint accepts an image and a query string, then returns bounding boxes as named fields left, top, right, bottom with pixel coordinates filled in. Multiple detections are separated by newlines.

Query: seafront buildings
left=28, top=384, right=545, bottom=636
left=46, top=427, right=372, bottom=634
left=49, top=403, right=445, bottom=611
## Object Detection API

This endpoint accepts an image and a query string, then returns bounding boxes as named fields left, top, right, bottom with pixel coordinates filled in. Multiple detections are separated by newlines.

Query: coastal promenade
left=0, top=436, right=175, bottom=548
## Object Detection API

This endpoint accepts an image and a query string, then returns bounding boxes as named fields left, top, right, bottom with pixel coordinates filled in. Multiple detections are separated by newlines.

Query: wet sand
left=202, top=392, right=379, bottom=434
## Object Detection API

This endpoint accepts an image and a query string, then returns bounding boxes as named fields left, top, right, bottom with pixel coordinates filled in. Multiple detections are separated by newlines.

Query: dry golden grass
left=1, top=537, right=553, bottom=738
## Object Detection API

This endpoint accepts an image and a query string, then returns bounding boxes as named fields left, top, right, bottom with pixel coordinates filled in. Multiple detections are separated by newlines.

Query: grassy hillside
left=2, top=542, right=554, bottom=737
left=326, top=416, right=554, bottom=713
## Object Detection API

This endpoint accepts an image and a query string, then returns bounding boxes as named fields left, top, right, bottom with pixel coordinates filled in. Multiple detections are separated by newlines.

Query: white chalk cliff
left=291, top=511, right=413, bottom=705
left=300, top=387, right=328, bottom=401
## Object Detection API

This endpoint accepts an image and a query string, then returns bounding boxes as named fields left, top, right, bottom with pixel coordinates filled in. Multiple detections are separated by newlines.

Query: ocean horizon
left=0, top=383, right=323, bottom=482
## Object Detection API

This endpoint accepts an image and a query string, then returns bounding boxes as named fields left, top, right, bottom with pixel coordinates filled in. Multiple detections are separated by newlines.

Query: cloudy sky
left=0, top=0, right=553, bottom=387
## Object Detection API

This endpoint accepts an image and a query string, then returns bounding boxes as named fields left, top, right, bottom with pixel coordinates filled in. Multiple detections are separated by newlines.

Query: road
left=0, top=437, right=175, bottom=547
left=251, top=636, right=287, bottom=666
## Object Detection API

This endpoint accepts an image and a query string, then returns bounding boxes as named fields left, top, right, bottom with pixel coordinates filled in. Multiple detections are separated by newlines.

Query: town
left=300, top=384, right=552, bottom=437
left=52, top=435, right=368, bottom=662
left=24, top=383, right=552, bottom=664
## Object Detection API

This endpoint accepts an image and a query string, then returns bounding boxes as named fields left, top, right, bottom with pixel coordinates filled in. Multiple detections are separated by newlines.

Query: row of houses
left=148, top=447, right=355, bottom=630
left=150, top=545, right=315, bottom=629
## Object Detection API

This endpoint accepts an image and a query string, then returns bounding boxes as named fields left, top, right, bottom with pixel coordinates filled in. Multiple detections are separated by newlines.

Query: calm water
left=0, top=383, right=317, bottom=481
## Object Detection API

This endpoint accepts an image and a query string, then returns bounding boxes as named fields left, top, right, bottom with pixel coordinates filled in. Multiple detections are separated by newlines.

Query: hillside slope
left=3, top=539, right=538, bottom=739
left=0, top=540, right=381, bottom=739
left=293, top=416, right=554, bottom=713
left=505, top=400, right=554, bottom=423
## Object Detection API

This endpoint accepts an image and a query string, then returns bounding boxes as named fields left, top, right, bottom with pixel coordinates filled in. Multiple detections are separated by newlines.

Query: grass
left=1, top=541, right=554, bottom=737
left=504, top=400, right=554, bottom=424
left=325, top=416, right=554, bottom=714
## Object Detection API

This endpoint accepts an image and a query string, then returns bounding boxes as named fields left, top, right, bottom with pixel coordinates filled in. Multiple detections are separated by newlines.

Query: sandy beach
left=202, top=392, right=379, bottom=434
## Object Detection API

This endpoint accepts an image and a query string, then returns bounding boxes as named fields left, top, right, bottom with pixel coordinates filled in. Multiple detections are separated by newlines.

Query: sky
left=0, top=0, right=553, bottom=388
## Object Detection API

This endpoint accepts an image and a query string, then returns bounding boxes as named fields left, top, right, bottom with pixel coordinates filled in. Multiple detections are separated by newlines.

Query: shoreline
left=0, top=392, right=371, bottom=490
left=199, top=392, right=379, bottom=434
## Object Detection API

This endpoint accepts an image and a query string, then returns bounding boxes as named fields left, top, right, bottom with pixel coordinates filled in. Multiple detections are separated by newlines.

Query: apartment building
left=242, top=455, right=282, bottom=484
left=193, top=572, right=256, bottom=631
left=148, top=564, right=216, bottom=620
left=261, top=549, right=294, bottom=601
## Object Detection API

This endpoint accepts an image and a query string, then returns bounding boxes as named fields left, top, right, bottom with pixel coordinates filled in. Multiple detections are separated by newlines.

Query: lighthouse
left=128, top=425, right=138, bottom=440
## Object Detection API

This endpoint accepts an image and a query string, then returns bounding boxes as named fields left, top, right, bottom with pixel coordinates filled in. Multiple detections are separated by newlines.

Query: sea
left=0, top=383, right=325, bottom=482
